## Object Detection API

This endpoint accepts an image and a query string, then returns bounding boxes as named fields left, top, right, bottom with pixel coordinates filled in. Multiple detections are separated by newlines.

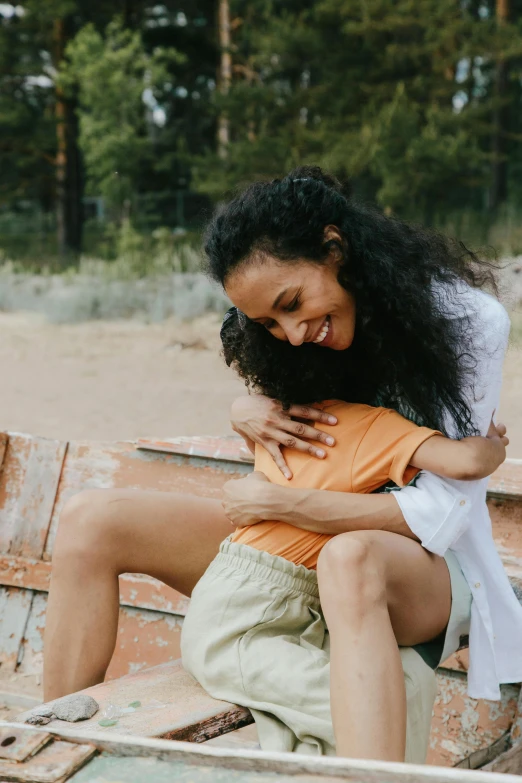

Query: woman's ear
left=323, top=225, right=344, bottom=268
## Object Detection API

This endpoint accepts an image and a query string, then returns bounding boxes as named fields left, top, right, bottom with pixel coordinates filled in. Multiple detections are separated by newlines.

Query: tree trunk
left=54, top=18, right=83, bottom=261
left=217, top=0, right=231, bottom=159
left=490, top=0, right=510, bottom=210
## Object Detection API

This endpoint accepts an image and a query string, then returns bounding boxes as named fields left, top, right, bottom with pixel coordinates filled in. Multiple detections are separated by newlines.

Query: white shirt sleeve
left=393, top=284, right=510, bottom=556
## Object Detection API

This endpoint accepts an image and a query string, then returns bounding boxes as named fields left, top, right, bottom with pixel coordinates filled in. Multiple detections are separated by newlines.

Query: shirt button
left=459, top=499, right=466, bottom=506
left=475, top=582, right=481, bottom=588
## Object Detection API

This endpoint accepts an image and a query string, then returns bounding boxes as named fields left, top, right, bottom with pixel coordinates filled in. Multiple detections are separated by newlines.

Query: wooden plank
left=7, top=723, right=522, bottom=783
left=0, top=434, right=33, bottom=555
left=484, top=741, right=522, bottom=774
left=0, top=739, right=95, bottom=783
left=0, top=725, right=50, bottom=762
left=0, top=587, right=33, bottom=671
left=9, top=438, right=67, bottom=559
left=205, top=724, right=260, bottom=751
left=426, top=671, right=519, bottom=768
left=46, top=659, right=253, bottom=742
left=69, top=753, right=344, bottom=783
left=0, top=432, right=8, bottom=473
left=136, top=440, right=521, bottom=496
left=455, top=731, right=511, bottom=769
left=136, top=434, right=254, bottom=463
left=16, top=592, right=47, bottom=676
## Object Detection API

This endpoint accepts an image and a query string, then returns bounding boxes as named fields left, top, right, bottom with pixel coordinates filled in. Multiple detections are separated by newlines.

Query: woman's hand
left=222, top=471, right=289, bottom=528
left=230, top=395, right=337, bottom=479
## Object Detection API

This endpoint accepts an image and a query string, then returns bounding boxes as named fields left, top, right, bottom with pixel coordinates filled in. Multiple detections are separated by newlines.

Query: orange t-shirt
left=231, top=401, right=438, bottom=569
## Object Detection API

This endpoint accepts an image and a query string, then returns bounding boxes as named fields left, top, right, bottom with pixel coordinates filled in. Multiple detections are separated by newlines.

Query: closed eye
left=284, top=292, right=302, bottom=313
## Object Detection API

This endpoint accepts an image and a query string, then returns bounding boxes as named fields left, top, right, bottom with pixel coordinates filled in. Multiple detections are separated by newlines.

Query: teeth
left=313, top=317, right=330, bottom=344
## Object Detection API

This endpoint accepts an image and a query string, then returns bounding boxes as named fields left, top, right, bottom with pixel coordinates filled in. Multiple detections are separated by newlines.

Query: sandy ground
left=0, top=310, right=521, bottom=455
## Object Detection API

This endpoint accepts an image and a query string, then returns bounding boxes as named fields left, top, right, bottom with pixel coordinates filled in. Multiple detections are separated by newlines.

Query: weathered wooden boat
left=0, top=430, right=521, bottom=782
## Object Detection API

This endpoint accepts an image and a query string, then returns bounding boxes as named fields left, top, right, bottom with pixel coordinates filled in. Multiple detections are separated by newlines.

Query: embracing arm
left=410, top=419, right=508, bottom=481
left=222, top=472, right=420, bottom=540
left=268, top=483, right=419, bottom=539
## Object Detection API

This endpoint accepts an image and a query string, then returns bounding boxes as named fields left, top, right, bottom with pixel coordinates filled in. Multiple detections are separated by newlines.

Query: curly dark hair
left=204, top=166, right=498, bottom=437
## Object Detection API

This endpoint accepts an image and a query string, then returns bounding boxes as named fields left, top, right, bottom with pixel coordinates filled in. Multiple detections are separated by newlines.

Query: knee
left=53, top=490, right=119, bottom=571
left=317, top=533, right=386, bottom=616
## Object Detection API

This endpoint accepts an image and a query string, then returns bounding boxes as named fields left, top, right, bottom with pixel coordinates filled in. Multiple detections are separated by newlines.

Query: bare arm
left=222, top=472, right=419, bottom=540
left=410, top=420, right=508, bottom=481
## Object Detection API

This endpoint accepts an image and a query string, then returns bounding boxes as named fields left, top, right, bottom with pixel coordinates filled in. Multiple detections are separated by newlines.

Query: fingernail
left=328, top=416, right=337, bottom=424
left=284, top=470, right=292, bottom=479
left=326, top=436, right=335, bottom=446
left=316, top=449, right=325, bottom=458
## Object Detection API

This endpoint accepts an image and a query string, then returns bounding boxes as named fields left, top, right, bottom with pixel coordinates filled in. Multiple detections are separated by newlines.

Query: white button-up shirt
left=393, top=282, right=522, bottom=700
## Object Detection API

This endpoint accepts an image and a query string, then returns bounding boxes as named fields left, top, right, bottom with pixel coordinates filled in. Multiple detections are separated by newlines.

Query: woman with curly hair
left=44, top=166, right=522, bottom=762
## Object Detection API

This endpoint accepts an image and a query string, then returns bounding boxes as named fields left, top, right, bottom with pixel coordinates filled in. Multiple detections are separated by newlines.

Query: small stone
left=98, top=719, right=118, bottom=727
left=18, top=694, right=99, bottom=725
left=51, top=694, right=99, bottom=722
left=128, top=701, right=141, bottom=708
left=25, top=714, right=54, bottom=726
left=17, top=705, right=56, bottom=724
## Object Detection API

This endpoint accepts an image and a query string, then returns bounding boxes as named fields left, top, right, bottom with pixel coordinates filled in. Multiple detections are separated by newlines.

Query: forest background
left=2, top=0, right=522, bottom=269
left=1, top=0, right=522, bottom=453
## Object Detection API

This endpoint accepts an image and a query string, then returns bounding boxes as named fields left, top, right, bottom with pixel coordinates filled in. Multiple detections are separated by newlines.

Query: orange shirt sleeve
left=352, top=408, right=440, bottom=493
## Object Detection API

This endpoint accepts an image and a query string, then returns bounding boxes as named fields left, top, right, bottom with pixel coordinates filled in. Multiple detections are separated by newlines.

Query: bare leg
left=317, top=530, right=451, bottom=761
left=44, top=489, right=230, bottom=700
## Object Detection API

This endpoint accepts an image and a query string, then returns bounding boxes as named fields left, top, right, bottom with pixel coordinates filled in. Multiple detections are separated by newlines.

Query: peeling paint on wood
left=0, top=725, right=51, bottom=762
left=17, top=592, right=47, bottom=675
left=0, top=738, right=95, bottom=782
left=0, top=432, right=8, bottom=474
left=428, top=670, right=520, bottom=767
left=0, top=434, right=32, bottom=553
left=69, top=753, right=341, bottom=783
left=0, top=587, right=33, bottom=671
left=9, top=438, right=67, bottom=559
left=105, top=606, right=184, bottom=680
left=7, top=722, right=522, bottom=783
left=1, top=434, right=522, bottom=771
left=137, top=434, right=254, bottom=464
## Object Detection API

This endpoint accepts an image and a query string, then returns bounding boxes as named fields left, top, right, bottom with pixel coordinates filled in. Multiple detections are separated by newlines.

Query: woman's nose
left=284, top=320, right=307, bottom=346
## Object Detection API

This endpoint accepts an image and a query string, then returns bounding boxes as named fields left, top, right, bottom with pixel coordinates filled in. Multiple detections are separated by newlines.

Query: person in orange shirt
left=181, top=399, right=506, bottom=761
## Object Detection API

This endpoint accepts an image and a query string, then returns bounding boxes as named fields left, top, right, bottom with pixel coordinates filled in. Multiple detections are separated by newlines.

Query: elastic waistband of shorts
left=210, top=538, right=320, bottom=600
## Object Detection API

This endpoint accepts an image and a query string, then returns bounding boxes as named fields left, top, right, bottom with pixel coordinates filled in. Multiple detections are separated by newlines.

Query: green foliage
left=3, top=0, right=522, bottom=265
left=63, top=19, right=183, bottom=215
left=195, top=0, right=522, bottom=219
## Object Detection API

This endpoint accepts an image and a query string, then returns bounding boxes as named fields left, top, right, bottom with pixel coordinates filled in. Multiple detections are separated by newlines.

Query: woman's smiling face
left=224, top=229, right=356, bottom=352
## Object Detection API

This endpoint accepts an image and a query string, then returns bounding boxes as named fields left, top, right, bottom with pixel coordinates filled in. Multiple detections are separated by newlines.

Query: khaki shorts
left=181, top=539, right=438, bottom=762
